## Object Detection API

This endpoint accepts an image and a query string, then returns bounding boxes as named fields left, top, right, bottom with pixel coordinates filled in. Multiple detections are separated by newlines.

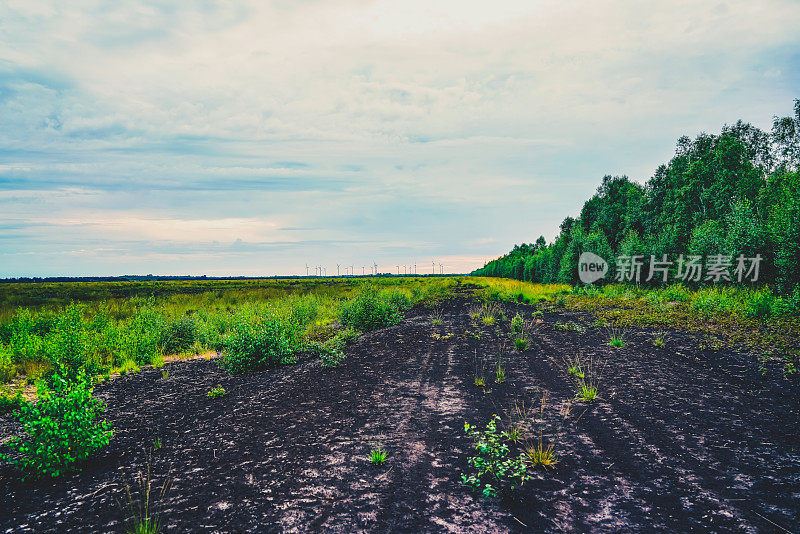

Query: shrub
left=339, top=287, right=405, bottom=332
left=0, top=371, right=113, bottom=479
left=206, top=385, right=226, bottom=399
left=462, top=415, right=529, bottom=498
left=0, top=345, right=15, bottom=383
left=743, top=289, right=776, bottom=318
left=221, top=318, right=297, bottom=374
left=160, top=317, right=198, bottom=354
left=510, top=313, right=523, bottom=334
left=0, top=387, right=25, bottom=414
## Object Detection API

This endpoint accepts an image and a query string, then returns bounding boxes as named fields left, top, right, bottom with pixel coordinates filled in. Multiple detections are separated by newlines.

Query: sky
left=1, top=1, right=799, bottom=277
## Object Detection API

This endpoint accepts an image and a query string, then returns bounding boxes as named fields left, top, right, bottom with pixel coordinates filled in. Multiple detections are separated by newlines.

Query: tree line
left=472, top=100, right=800, bottom=294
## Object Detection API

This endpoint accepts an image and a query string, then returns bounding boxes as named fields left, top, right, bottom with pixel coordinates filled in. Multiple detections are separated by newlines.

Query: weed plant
left=0, top=369, right=113, bottom=479
left=369, top=446, right=388, bottom=465
left=462, top=415, right=530, bottom=497
left=206, top=386, right=226, bottom=399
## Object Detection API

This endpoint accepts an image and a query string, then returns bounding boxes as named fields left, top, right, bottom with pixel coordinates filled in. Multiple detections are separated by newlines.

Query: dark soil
left=2, top=290, right=799, bottom=533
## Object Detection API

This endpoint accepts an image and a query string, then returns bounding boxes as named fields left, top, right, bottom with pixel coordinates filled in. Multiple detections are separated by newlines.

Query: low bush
left=339, top=287, right=407, bottom=332
left=221, top=318, right=298, bottom=374
left=0, top=345, right=15, bottom=383
left=207, top=385, right=226, bottom=399
left=0, top=371, right=113, bottom=479
left=462, top=415, right=530, bottom=498
left=160, top=317, right=198, bottom=354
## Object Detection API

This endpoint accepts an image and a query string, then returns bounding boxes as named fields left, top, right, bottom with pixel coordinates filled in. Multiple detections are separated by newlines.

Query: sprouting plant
left=161, top=370, right=169, bottom=379
left=578, top=380, right=598, bottom=402
left=510, top=313, right=523, bottom=334
left=461, top=415, right=530, bottom=497
left=607, top=326, right=626, bottom=348
left=554, top=321, right=586, bottom=334
left=430, top=309, right=443, bottom=326
left=496, top=365, right=506, bottom=383
left=784, top=356, right=797, bottom=378
left=369, top=446, right=387, bottom=465
left=593, top=317, right=607, bottom=329
left=566, top=355, right=585, bottom=379
left=531, top=310, right=544, bottom=320
left=503, top=400, right=530, bottom=443
left=652, top=330, right=667, bottom=348
left=153, top=436, right=162, bottom=451
left=495, top=344, right=506, bottom=383
left=206, top=386, right=226, bottom=399
left=519, top=393, right=573, bottom=470
left=471, top=302, right=502, bottom=326
left=513, top=337, right=528, bottom=351
left=523, top=440, right=558, bottom=468
left=320, top=348, right=346, bottom=368
left=473, top=350, right=487, bottom=386
left=120, top=451, right=171, bottom=534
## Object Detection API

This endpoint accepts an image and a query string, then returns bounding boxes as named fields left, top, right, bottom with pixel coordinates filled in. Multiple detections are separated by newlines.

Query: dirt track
left=2, top=291, right=799, bottom=533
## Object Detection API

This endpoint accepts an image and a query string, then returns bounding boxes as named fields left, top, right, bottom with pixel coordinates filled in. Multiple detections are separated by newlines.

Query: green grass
left=0, top=277, right=461, bottom=387
left=206, top=386, right=226, bottom=399
left=369, top=446, right=388, bottom=465
left=578, top=381, right=598, bottom=402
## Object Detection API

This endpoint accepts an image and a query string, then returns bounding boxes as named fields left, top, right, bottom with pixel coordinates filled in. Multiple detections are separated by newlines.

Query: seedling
left=510, top=313, right=523, bottom=334
left=474, top=376, right=486, bottom=386
left=206, top=386, right=226, bottom=399
left=578, top=381, right=598, bottom=402
left=495, top=364, right=506, bottom=383
left=120, top=452, right=171, bottom=534
left=495, top=344, right=507, bottom=383
left=607, top=326, right=626, bottom=348
left=523, top=440, right=558, bottom=468
left=161, top=370, right=169, bottom=379
left=430, top=309, right=443, bottom=326
left=369, top=446, right=387, bottom=465
left=514, top=337, right=528, bottom=351
left=567, top=364, right=584, bottom=379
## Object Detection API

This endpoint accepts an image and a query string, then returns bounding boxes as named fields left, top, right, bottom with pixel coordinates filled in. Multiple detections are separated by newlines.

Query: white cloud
left=0, top=0, right=798, bottom=276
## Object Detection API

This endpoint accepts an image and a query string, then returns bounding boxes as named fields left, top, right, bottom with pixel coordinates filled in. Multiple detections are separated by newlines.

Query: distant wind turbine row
left=303, top=261, right=445, bottom=277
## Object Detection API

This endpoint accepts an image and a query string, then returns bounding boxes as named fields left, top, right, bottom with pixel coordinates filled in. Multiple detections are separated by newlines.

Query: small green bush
left=221, top=319, right=297, bottom=374
left=339, top=287, right=406, bottom=332
left=160, top=317, right=198, bottom=354
left=462, top=415, right=529, bottom=498
left=0, top=345, right=16, bottom=383
left=743, top=289, right=776, bottom=318
left=207, top=385, right=226, bottom=399
left=510, top=313, right=523, bottom=334
left=0, top=371, right=113, bottom=479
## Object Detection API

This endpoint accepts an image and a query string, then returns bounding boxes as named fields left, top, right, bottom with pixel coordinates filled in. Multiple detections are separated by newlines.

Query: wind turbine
left=374, top=261, right=378, bottom=276
left=305, top=264, right=309, bottom=276
left=440, top=263, right=444, bottom=274
left=336, top=264, right=340, bottom=277
left=396, top=265, right=399, bottom=275
left=432, top=261, right=435, bottom=275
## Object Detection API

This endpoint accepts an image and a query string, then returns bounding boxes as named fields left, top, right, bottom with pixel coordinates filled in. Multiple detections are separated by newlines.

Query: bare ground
left=2, top=290, right=799, bottom=532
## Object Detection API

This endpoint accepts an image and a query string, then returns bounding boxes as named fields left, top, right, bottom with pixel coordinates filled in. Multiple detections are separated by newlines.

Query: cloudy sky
left=1, top=1, right=798, bottom=277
